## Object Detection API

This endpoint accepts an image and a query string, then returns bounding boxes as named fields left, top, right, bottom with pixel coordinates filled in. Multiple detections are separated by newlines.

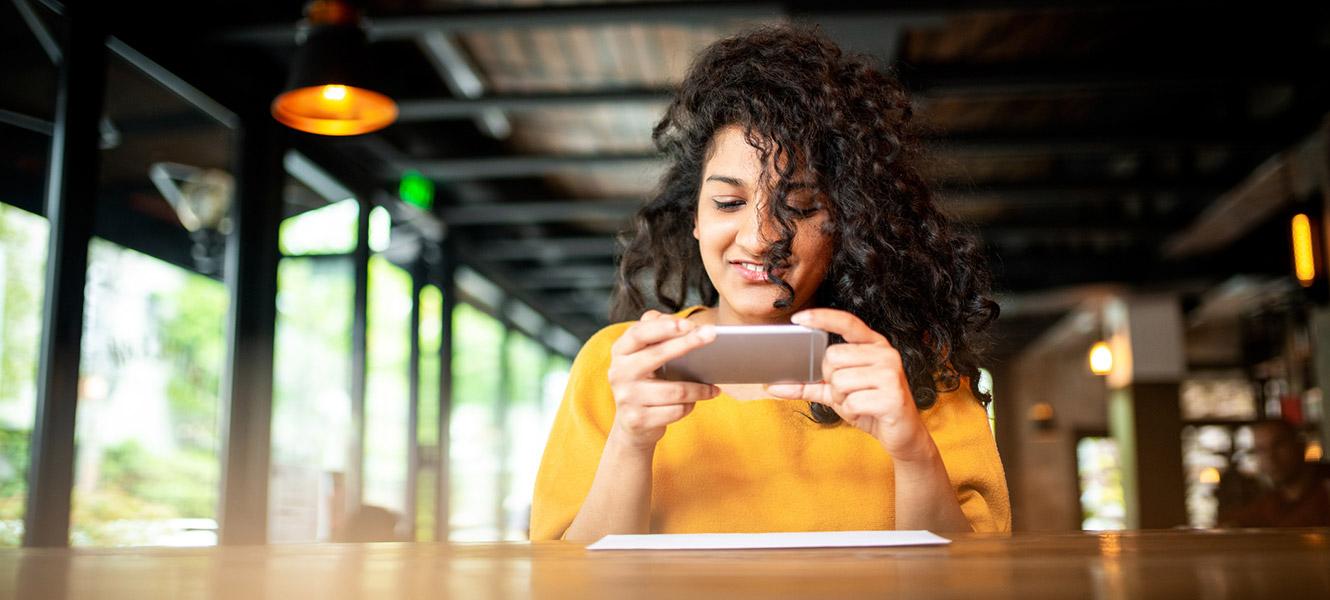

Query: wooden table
left=3, top=529, right=1329, bottom=599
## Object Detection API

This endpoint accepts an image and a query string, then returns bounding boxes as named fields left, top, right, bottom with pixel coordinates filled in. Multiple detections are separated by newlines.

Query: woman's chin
left=723, top=295, right=794, bottom=323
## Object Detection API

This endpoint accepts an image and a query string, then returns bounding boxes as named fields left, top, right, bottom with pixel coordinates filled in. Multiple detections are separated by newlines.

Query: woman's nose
left=736, top=202, right=778, bottom=253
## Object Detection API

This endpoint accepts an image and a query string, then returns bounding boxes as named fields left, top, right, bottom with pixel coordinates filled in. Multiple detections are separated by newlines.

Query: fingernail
left=696, top=325, right=715, bottom=340
left=679, top=319, right=695, bottom=331
left=791, top=312, right=809, bottom=324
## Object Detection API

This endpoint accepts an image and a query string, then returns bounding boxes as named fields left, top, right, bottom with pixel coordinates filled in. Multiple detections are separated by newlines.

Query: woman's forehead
left=703, top=126, right=816, bottom=190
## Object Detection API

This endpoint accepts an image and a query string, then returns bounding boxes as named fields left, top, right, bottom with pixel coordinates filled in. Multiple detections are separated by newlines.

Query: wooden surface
left=3, top=529, right=1329, bottom=599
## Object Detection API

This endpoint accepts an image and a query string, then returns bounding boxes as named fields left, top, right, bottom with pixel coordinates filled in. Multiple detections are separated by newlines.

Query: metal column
left=23, top=2, right=109, bottom=548
left=404, top=258, right=424, bottom=539
left=217, top=106, right=285, bottom=545
left=347, top=193, right=370, bottom=515
left=434, top=238, right=456, bottom=542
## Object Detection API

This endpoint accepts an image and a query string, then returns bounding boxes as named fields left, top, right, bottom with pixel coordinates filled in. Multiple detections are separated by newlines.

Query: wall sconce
left=271, top=0, right=398, bottom=136
left=1292, top=213, right=1317, bottom=288
left=1027, top=402, right=1055, bottom=430
left=1088, top=341, right=1112, bottom=376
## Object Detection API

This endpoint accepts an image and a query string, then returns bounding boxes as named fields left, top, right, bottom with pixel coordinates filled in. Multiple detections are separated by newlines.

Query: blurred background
left=2, top=0, right=1329, bottom=546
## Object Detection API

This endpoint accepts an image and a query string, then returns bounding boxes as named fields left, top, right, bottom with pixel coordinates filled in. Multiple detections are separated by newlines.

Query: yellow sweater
left=530, top=306, right=1010, bottom=540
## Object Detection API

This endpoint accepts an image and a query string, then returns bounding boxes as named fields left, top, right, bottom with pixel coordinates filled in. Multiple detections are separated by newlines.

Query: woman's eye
left=712, top=198, right=745, bottom=211
left=792, top=204, right=822, bottom=218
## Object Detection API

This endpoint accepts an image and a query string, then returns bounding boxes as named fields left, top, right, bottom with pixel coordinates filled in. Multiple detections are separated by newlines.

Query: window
left=363, top=256, right=412, bottom=526
left=71, top=240, right=228, bottom=546
left=449, top=303, right=505, bottom=540
left=270, top=199, right=356, bottom=543
left=0, top=204, right=48, bottom=546
left=1076, top=436, right=1125, bottom=531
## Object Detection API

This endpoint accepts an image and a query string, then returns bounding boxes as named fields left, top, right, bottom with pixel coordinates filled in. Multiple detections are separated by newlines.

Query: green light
left=399, top=170, right=434, bottom=210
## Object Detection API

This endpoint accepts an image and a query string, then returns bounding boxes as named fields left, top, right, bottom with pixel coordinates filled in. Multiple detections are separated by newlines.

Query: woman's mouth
left=730, top=261, right=775, bottom=283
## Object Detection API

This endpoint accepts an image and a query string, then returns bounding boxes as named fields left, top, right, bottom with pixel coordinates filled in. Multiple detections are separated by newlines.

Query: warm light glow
left=1089, top=341, right=1113, bottom=376
left=1028, top=402, right=1054, bottom=423
left=1199, top=467, right=1221, bottom=484
left=1308, top=440, right=1324, bottom=462
left=272, top=84, right=398, bottom=136
left=321, top=84, right=348, bottom=101
left=1292, top=213, right=1316, bottom=287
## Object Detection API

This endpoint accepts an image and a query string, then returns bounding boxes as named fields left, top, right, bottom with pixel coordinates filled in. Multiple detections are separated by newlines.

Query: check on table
left=3, top=529, right=1329, bottom=599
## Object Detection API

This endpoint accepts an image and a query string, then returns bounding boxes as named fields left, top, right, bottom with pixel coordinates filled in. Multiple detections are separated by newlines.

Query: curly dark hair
left=610, top=25, right=999, bottom=422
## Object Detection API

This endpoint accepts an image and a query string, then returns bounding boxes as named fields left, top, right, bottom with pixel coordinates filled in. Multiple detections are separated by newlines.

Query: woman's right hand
left=606, top=310, right=718, bottom=451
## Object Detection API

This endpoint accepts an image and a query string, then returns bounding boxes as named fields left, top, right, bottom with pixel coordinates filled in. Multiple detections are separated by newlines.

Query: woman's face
left=693, top=125, right=833, bottom=325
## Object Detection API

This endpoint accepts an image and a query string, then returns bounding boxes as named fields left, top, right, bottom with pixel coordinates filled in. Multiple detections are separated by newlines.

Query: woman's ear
left=692, top=216, right=699, bottom=240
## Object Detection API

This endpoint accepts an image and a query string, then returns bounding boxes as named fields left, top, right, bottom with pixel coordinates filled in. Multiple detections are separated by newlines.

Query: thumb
left=764, top=382, right=834, bottom=405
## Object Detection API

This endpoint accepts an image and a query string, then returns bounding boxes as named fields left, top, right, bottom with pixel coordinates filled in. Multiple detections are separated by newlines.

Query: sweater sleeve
left=528, top=323, right=628, bottom=541
left=921, top=379, right=1012, bottom=533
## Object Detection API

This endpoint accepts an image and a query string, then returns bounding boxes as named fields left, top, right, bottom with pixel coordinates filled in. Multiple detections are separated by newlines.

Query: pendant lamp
left=271, top=0, right=398, bottom=136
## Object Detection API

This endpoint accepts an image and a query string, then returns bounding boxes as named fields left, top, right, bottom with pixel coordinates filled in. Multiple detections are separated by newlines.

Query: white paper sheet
left=585, top=530, right=951, bottom=551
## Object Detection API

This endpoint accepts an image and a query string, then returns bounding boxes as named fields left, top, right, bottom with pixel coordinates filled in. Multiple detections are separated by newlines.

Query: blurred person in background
left=1221, top=420, right=1330, bottom=528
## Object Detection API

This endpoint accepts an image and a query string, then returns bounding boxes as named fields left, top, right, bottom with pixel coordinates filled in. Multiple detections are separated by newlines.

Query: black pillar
left=23, top=3, right=109, bottom=548
left=405, top=257, right=424, bottom=539
left=434, top=238, right=456, bottom=542
left=347, top=191, right=370, bottom=515
left=217, top=110, right=285, bottom=545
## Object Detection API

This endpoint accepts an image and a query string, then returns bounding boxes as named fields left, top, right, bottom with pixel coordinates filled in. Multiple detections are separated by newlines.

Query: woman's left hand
left=765, top=308, right=937, bottom=463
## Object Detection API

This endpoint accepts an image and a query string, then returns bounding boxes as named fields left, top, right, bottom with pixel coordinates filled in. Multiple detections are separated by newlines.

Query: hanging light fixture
left=1088, top=341, right=1112, bottom=376
left=272, top=0, right=398, bottom=136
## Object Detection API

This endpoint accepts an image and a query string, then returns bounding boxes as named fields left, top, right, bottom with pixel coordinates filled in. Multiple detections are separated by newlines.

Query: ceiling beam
left=1164, top=125, right=1326, bottom=258
left=391, top=153, right=663, bottom=180
left=442, top=199, right=640, bottom=225
left=386, top=127, right=1286, bottom=180
left=468, top=236, right=620, bottom=261
left=518, top=265, right=619, bottom=290
left=221, top=1, right=1195, bottom=46
left=396, top=89, right=673, bottom=122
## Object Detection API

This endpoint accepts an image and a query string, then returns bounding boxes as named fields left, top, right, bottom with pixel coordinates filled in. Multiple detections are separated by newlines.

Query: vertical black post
left=434, top=238, right=456, bottom=542
left=217, top=108, right=284, bottom=545
left=348, top=192, right=370, bottom=515
left=404, top=257, right=423, bottom=539
left=494, top=306, right=513, bottom=539
left=23, top=3, right=108, bottom=548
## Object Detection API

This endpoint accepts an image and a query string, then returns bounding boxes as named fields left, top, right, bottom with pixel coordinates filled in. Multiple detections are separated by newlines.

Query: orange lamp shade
left=272, top=2, right=396, bottom=136
left=272, top=84, right=398, bottom=136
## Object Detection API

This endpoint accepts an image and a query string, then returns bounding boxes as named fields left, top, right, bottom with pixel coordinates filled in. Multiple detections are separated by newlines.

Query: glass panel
left=278, top=198, right=357, bottom=256
left=1076, top=436, right=1125, bottom=531
left=270, top=256, right=353, bottom=543
left=71, top=239, right=227, bottom=546
left=0, top=204, right=48, bottom=546
left=1180, top=371, right=1257, bottom=421
left=449, top=302, right=504, bottom=541
left=503, top=331, right=546, bottom=540
left=362, top=256, right=411, bottom=533
left=415, top=285, right=443, bottom=541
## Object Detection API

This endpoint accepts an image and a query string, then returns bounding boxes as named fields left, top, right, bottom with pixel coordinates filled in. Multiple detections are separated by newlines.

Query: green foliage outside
left=0, top=203, right=47, bottom=546
left=68, top=242, right=227, bottom=546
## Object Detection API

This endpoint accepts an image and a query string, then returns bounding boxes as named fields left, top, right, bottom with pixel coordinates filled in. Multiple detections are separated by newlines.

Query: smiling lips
left=730, top=260, right=780, bottom=283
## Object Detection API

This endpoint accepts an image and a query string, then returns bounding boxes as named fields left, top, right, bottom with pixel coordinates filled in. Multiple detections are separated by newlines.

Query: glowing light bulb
left=322, top=85, right=348, bottom=101
left=1292, top=213, right=1316, bottom=287
left=1089, top=341, right=1113, bottom=376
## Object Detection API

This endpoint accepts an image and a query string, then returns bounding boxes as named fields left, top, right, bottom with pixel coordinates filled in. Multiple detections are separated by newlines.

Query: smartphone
left=657, top=325, right=829, bottom=384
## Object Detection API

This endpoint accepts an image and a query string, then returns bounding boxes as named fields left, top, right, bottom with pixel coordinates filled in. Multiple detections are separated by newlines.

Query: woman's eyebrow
left=704, top=174, right=746, bottom=187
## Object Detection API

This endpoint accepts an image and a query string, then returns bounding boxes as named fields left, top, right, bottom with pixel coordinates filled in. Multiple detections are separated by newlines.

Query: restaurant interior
left=2, top=0, right=1329, bottom=597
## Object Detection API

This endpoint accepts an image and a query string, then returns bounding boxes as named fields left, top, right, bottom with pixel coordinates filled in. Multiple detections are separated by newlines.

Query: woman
left=531, top=25, right=1008, bottom=541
